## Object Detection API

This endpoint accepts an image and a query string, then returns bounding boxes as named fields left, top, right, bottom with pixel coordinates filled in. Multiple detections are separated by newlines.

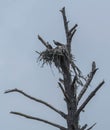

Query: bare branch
left=58, top=82, right=70, bottom=103
left=69, top=29, right=76, bottom=43
left=59, top=78, right=64, bottom=85
left=4, top=88, right=66, bottom=119
left=60, top=7, right=78, bottom=52
left=70, top=60, right=82, bottom=78
left=58, top=82, right=65, bottom=96
left=86, top=123, right=96, bottom=130
left=78, top=62, right=98, bottom=102
left=76, top=80, right=105, bottom=116
left=60, top=7, right=69, bottom=40
left=60, top=7, right=72, bottom=53
left=10, top=111, right=67, bottom=130
left=70, top=76, right=77, bottom=100
left=71, top=75, right=77, bottom=88
left=35, top=51, right=40, bottom=54
left=38, top=35, right=52, bottom=49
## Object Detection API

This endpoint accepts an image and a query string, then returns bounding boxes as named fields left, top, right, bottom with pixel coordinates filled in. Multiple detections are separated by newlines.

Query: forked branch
left=10, top=111, right=67, bottom=130
left=60, top=7, right=78, bottom=52
left=4, top=88, right=66, bottom=119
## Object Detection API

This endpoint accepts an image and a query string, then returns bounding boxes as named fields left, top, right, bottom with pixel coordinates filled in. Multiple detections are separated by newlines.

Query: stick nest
left=37, top=45, right=72, bottom=72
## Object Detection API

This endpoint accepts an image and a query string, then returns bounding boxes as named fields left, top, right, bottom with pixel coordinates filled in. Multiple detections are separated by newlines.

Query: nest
left=37, top=45, right=72, bottom=72
left=37, top=42, right=85, bottom=86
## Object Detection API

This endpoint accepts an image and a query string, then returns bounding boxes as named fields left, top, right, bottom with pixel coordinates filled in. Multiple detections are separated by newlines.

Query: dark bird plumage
left=53, top=40, right=64, bottom=46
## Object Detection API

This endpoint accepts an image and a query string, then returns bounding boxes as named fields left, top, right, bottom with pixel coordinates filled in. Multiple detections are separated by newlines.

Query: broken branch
left=60, top=7, right=69, bottom=40
left=38, top=35, right=52, bottom=49
left=78, top=62, right=98, bottom=102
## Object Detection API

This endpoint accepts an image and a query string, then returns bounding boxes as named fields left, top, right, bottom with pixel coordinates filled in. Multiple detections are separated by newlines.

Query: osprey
left=53, top=40, right=64, bottom=46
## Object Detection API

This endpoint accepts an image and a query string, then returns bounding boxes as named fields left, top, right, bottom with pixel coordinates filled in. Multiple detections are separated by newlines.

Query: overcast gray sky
left=0, top=0, right=110, bottom=130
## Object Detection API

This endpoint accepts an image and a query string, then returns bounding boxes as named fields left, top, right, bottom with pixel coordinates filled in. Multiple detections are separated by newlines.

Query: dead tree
left=5, top=7, right=104, bottom=130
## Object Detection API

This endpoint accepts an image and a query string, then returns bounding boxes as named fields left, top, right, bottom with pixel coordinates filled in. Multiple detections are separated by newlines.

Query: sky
left=0, top=0, right=110, bottom=130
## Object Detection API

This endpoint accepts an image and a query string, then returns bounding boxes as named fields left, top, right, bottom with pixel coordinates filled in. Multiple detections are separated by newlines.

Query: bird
left=53, top=40, right=64, bottom=46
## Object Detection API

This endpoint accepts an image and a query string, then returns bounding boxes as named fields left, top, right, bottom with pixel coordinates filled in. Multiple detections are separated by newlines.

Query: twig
left=38, top=35, right=52, bottom=49
left=70, top=60, right=82, bottom=78
left=76, top=80, right=105, bottom=116
left=10, top=111, right=67, bottom=130
left=59, top=78, right=64, bottom=85
left=69, top=29, right=76, bottom=43
left=78, top=62, right=98, bottom=102
left=71, top=75, right=77, bottom=88
left=58, top=82, right=70, bottom=103
left=69, top=24, right=78, bottom=35
left=68, top=24, right=78, bottom=43
left=4, top=88, right=66, bottom=119
left=86, top=123, right=96, bottom=130
left=71, top=76, right=77, bottom=100
left=35, top=51, right=40, bottom=54
left=80, top=124, right=88, bottom=130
